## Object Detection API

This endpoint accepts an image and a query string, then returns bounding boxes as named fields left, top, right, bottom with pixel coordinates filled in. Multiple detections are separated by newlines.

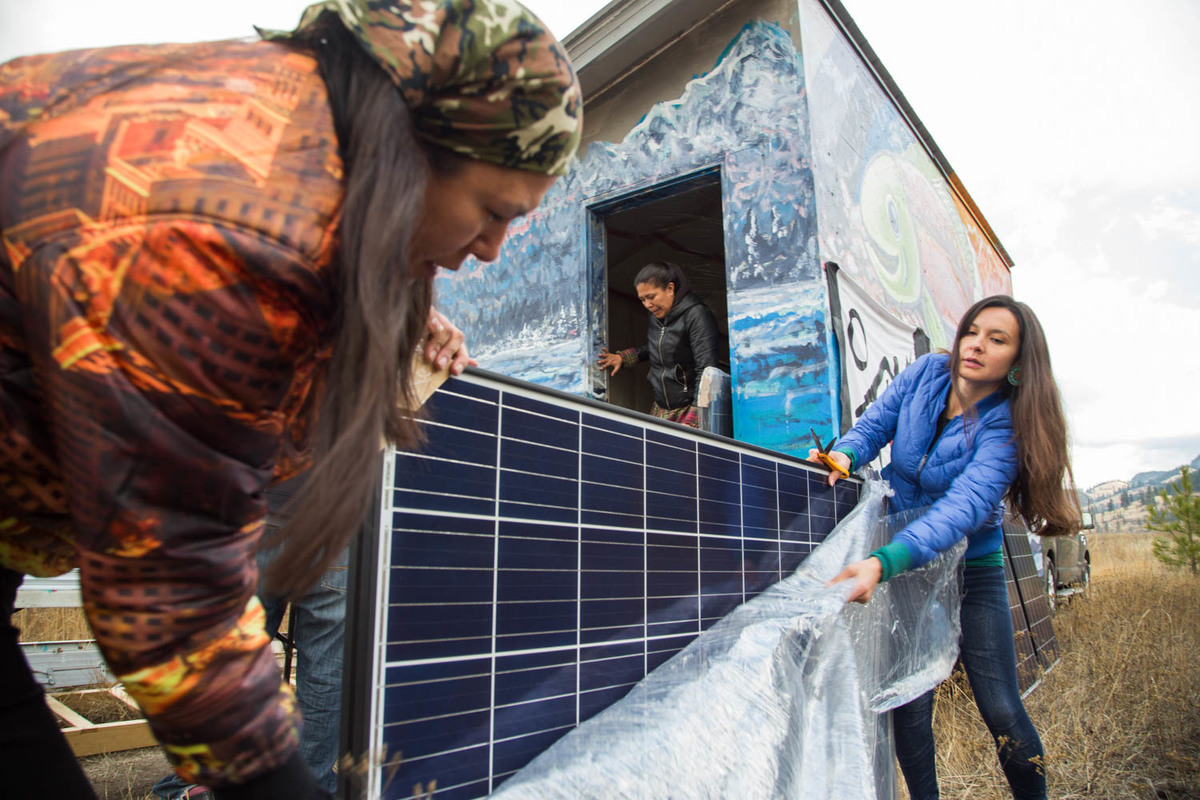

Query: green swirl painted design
left=269, top=0, right=582, bottom=175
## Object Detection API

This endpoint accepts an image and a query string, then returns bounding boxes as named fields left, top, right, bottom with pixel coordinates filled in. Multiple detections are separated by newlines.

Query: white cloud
left=1136, top=197, right=1200, bottom=247
left=843, top=0, right=1200, bottom=194
left=0, top=0, right=597, bottom=62
left=0, top=1, right=311, bottom=61
left=1143, top=280, right=1168, bottom=301
left=1012, top=249, right=1200, bottom=488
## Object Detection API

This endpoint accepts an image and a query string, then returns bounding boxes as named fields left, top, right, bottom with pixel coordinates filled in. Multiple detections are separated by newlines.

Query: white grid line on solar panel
left=386, top=566, right=494, bottom=575
left=574, top=417, right=585, bottom=734
left=497, top=466, right=578, bottom=487
left=388, top=492, right=583, bottom=520
left=378, top=687, right=581, bottom=729
left=646, top=520, right=789, bottom=540
left=497, top=434, right=580, bottom=459
left=370, top=737, right=482, bottom=767
left=493, top=731, right=576, bottom=765
left=378, top=630, right=698, bottom=669
left=580, top=452, right=649, bottom=489
left=417, top=410, right=500, bottom=429
left=389, top=487, right=497, bottom=506
left=494, top=658, right=577, bottom=677
left=487, top=414, right=502, bottom=798
left=494, top=385, right=578, bottom=416
left=378, top=768, right=486, bottom=800
left=386, top=519, right=815, bottom=555
left=398, top=444, right=498, bottom=471
left=579, top=418, right=643, bottom=441
left=388, top=509, right=504, bottom=527
left=640, top=461, right=697, bottom=481
left=493, top=689, right=580, bottom=715
left=382, top=669, right=493, bottom=690
left=387, top=565, right=573, bottom=576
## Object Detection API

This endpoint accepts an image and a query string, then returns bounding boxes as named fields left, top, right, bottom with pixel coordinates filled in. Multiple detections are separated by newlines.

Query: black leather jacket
left=636, top=291, right=721, bottom=410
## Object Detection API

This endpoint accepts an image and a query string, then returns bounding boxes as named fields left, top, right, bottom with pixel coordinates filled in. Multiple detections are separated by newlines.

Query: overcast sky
left=3, top=0, right=1196, bottom=489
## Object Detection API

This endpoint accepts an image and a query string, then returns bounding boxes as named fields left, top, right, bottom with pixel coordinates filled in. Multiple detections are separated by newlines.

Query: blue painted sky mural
left=436, top=20, right=839, bottom=456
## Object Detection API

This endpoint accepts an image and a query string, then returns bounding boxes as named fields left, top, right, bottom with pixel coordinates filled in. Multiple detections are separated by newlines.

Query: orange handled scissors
left=809, top=427, right=850, bottom=479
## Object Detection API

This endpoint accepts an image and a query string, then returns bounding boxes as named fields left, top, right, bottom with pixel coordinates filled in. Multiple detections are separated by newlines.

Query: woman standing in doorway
left=812, top=295, right=1079, bottom=800
left=598, top=261, right=721, bottom=429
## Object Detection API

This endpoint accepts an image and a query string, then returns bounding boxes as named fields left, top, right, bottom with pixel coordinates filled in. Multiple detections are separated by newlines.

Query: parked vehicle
left=1027, top=512, right=1092, bottom=613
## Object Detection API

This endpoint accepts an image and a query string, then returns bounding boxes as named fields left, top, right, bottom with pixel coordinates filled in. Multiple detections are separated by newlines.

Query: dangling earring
left=1007, top=366, right=1021, bottom=386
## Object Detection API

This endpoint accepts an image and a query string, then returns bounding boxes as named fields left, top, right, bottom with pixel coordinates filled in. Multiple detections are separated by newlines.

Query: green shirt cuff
left=870, top=542, right=912, bottom=582
left=965, top=550, right=1003, bottom=569
left=833, top=447, right=857, bottom=473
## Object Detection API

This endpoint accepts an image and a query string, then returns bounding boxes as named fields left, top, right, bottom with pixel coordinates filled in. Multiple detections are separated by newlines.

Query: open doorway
left=596, top=172, right=730, bottom=419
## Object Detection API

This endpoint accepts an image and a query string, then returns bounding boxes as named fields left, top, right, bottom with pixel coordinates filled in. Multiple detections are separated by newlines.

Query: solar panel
left=1002, top=520, right=1060, bottom=676
left=1002, top=544, right=1042, bottom=693
left=342, top=370, right=860, bottom=799
left=1001, top=518, right=1060, bottom=694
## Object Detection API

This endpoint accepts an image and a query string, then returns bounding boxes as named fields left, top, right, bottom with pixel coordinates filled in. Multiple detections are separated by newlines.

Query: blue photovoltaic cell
left=359, top=373, right=860, bottom=799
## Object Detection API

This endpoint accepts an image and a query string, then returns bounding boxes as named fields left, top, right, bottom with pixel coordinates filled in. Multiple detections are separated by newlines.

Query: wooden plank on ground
left=63, top=719, right=158, bottom=757
left=47, top=686, right=160, bottom=757
left=46, top=694, right=93, bottom=729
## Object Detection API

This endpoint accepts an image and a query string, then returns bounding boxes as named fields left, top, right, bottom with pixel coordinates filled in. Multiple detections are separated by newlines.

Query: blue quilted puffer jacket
left=834, top=353, right=1019, bottom=569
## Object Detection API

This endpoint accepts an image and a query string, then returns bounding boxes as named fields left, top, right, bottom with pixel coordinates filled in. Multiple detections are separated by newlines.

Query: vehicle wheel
left=1044, top=557, right=1057, bottom=614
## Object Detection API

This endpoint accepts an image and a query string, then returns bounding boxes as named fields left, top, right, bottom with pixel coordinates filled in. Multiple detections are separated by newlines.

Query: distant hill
left=1079, top=454, right=1200, bottom=532
left=1126, top=454, right=1200, bottom=488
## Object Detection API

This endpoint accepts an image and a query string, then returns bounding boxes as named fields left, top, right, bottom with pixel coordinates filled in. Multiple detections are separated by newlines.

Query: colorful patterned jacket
left=0, top=39, right=344, bottom=787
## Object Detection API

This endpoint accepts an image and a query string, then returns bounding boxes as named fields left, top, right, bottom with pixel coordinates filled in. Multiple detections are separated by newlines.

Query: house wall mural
left=436, top=18, right=835, bottom=456
left=797, top=0, right=1011, bottom=352
left=433, top=0, right=1012, bottom=457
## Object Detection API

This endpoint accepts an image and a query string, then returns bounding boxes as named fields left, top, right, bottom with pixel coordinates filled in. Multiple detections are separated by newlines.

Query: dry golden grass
left=14, top=605, right=92, bottom=642
left=921, top=531, right=1200, bottom=799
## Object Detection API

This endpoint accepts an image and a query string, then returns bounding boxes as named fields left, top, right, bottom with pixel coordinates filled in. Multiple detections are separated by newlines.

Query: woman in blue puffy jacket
left=812, top=295, right=1079, bottom=800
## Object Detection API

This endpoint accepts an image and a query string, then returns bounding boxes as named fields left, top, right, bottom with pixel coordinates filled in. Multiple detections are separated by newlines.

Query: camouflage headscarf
left=270, top=0, right=582, bottom=176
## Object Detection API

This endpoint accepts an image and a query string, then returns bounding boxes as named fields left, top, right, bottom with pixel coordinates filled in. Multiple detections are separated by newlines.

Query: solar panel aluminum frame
left=341, top=367, right=861, bottom=799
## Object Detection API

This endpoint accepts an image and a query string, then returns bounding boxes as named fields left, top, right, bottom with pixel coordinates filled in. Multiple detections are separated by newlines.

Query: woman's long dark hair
left=950, top=295, right=1081, bottom=536
left=266, top=13, right=439, bottom=595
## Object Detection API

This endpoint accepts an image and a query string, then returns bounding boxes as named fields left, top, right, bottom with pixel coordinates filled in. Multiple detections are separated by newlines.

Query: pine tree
left=1146, top=466, right=1200, bottom=575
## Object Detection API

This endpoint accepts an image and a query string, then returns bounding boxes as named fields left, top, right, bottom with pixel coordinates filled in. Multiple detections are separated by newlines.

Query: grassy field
left=924, top=532, right=1200, bottom=799
left=17, top=531, right=1200, bottom=798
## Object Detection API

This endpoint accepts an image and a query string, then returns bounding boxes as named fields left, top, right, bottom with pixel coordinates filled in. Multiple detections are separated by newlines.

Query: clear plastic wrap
left=490, top=480, right=965, bottom=799
left=695, top=367, right=733, bottom=438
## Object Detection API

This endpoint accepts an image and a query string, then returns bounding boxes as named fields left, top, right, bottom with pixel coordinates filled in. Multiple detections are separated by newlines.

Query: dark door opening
left=598, top=175, right=729, bottom=419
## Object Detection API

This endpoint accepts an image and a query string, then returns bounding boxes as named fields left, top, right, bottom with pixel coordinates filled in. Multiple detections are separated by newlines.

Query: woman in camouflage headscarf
left=0, top=2, right=580, bottom=798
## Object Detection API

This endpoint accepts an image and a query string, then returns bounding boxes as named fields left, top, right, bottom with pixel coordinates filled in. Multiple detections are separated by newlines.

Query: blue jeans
left=893, top=564, right=1046, bottom=800
left=152, top=545, right=347, bottom=799
left=259, top=543, right=349, bottom=796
